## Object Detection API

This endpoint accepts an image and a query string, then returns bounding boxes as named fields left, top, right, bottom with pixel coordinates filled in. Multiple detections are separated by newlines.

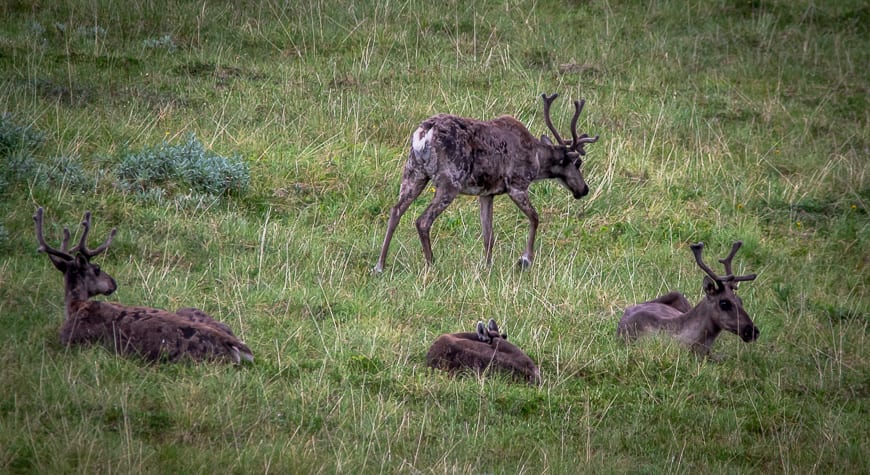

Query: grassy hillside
left=0, top=0, right=867, bottom=472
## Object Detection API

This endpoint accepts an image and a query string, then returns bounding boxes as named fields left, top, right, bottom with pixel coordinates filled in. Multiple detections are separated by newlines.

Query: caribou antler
left=33, top=207, right=117, bottom=261
left=73, top=211, right=117, bottom=259
left=541, top=93, right=599, bottom=156
left=718, top=241, right=743, bottom=275
left=568, top=99, right=584, bottom=149
left=690, top=242, right=721, bottom=284
left=690, top=241, right=757, bottom=289
left=34, top=207, right=74, bottom=261
left=718, top=241, right=757, bottom=283
left=541, top=93, right=568, bottom=147
left=569, top=99, right=599, bottom=156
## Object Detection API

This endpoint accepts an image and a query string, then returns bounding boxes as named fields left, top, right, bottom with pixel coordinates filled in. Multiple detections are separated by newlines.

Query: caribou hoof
left=517, top=256, right=532, bottom=269
left=371, top=264, right=384, bottom=274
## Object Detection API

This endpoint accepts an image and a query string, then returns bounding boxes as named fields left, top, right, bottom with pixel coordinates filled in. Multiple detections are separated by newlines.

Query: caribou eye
left=719, top=300, right=732, bottom=311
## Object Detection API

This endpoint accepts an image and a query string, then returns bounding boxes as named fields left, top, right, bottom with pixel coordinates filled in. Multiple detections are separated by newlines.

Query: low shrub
left=114, top=133, right=249, bottom=198
left=0, top=114, right=45, bottom=158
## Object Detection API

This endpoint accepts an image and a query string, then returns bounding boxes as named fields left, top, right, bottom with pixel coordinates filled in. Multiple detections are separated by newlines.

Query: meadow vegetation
left=0, top=0, right=867, bottom=472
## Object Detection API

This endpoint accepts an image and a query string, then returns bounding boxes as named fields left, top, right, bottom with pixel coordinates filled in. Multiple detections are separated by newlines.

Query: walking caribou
left=374, top=93, right=599, bottom=272
left=426, top=319, right=541, bottom=384
left=617, top=241, right=759, bottom=355
left=34, top=207, right=253, bottom=364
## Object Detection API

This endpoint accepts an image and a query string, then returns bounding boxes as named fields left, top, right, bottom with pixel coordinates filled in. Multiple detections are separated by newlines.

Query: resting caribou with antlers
left=617, top=241, right=759, bottom=355
left=426, top=319, right=541, bottom=385
left=374, top=93, right=599, bottom=272
left=34, top=207, right=253, bottom=364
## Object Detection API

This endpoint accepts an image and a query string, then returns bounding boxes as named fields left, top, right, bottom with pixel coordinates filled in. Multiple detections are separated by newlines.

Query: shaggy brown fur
left=62, top=301, right=252, bottom=363
left=35, top=207, right=253, bottom=364
left=617, top=242, right=759, bottom=355
left=374, top=93, right=598, bottom=271
left=426, top=319, right=540, bottom=385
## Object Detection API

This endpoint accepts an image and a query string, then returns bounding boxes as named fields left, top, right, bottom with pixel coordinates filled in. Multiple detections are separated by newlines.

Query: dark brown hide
left=63, top=301, right=253, bottom=364
left=426, top=321, right=540, bottom=384
left=617, top=243, right=759, bottom=355
left=374, top=94, right=597, bottom=272
left=34, top=207, right=253, bottom=365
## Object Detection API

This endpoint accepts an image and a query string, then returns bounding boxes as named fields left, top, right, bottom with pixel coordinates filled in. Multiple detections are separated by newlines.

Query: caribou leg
left=374, top=172, right=429, bottom=273
left=506, top=188, right=539, bottom=269
left=415, top=185, right=460, bottom=266
left=479, top=195, right=495, bottom=266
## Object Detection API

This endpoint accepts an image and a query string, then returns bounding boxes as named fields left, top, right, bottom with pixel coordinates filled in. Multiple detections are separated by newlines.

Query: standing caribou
left=374, top=93, right=599, bottom=272
left=34, top=207, right=253, bottom=364
left=426, top=319, right=541, bottom=385
left=617, top=241, right=759, bottom=355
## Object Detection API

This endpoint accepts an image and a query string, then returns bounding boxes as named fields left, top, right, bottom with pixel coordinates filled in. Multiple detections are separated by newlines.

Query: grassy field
left=0, top=0, right=867, bottom=472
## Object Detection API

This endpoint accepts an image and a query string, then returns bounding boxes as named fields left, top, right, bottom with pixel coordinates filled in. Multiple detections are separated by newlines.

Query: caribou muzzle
left=740, top=325, right=760, bottom=342
left=573, top=186, right=589, bottom=199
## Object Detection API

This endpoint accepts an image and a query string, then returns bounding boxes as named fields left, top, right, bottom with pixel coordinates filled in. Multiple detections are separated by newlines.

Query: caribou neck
left=674, top=302, right=722, bottom=353
left=62, top=273, right=90, bottom=320
left=533, top=146, right=561, bottom=179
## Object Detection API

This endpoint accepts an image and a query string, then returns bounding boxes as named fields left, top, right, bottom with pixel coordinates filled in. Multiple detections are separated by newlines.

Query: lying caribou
left=374, top=93, right=599, bottom=272
left=617, top=241, right=759, bottom=355
left=34, top=207, right=253, bottom=364
left=426, top=319, right=541, bottom=384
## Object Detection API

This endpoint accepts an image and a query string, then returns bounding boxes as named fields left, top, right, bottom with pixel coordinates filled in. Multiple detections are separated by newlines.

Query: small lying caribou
left=374, top=93, right=598, bottom=272
left=426, top=319, right=541, bottom=384
left=617, top=241, right=759, bottom=355
left=34, top=207, right=253, bottom=364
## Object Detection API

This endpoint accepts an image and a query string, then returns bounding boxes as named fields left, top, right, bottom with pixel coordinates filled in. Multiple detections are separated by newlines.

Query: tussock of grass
left=0, top=0, right=867, bottom=472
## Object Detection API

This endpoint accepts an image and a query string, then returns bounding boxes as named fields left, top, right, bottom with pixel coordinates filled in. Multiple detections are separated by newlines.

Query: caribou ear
left=47, top=255, right=69, bottom=272
left=76, top=253, right=90, bottom=268
left=540, top=135, right=553, bottom=145
left=476, top=321, right=489, bottom=342
left=702, top=276, right=719, bottom=296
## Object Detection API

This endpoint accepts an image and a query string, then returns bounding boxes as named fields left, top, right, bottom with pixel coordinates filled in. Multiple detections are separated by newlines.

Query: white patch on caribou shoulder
left=412, top=127, right=433, bottom=153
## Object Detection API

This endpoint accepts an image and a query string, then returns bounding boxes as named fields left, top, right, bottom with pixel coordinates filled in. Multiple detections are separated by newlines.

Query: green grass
left=1, top=0, right=867, bottom=472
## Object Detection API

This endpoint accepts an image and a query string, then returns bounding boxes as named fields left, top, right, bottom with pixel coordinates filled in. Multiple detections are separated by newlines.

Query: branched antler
left=33, top=207, right=116, bottom=261
left=569, top=99, right=599, bottom=155
left=568, top=99, right=584, bottom=148
left=691, top=241, right=757, bottom=289
left=718, top=241, right=742, bottom=275
left=690, top=242, right=720, bottom=283
left=74, top=211, right=117, bottom=259
left=34, top=207, right=74, bottom=261
left=718, top=241, right=757, bottom=283
left=541, top=93, right=567, bottom=147
left=542, top=93, right=600, bottom=156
